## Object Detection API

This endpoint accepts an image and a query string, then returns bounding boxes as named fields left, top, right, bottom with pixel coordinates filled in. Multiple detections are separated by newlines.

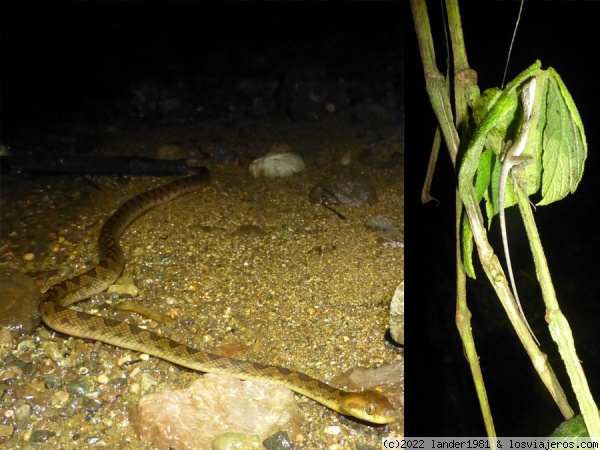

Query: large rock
left=390, top=281, right=403, bottom=345
left=0, top=267, right=41, bottom=335
left=137, top=374, right=303, bottom=449
left=309, top=173, right=377, bottom=206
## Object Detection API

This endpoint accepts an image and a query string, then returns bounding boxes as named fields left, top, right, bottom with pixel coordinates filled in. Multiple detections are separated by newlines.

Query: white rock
left=324, top=425, right=341, bottom=435
left=137, top=374, right=303, bottom=449
left=248, top=153, right=306, bottom=178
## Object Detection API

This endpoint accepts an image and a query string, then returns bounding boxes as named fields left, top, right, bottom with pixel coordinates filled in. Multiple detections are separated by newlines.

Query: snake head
left=339, top=389, right=398, bottom=424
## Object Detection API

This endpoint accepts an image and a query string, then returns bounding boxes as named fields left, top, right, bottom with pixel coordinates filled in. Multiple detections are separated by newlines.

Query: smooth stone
left=249, top=153, right=305, bottom=178
left=390, top=281, right=404, bottom=345
left=365, top=216, right=394, bottom=231
left=309, top=173, right=377, bottom=206
left=263, top=431, right=293, bottom=450
left=0, top=267, right=41, bottom=335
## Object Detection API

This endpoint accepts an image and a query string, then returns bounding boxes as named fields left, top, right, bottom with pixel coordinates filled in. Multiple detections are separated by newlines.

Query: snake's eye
left=365, top=402, right=376, bottom=416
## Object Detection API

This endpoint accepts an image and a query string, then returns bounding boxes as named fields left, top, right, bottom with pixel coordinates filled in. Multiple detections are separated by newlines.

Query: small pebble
left=0, top=424, right=13, bottom=437
left=139, top=373, right=158, bottom=394
left=18, top=339, right=36, bottom=352
left=364, top=216, right=394, bottom=231
left=14, top=403, right=31, bottom=423
left=97, top=374, right=109, bottom=384
left=80, top=397, right=103, bottom=416
left=263, top=431, right=293, bottom=450
left=1, top=366, right=23, bottom=382
left=183, top=282, right=201, bottom=291
left=324, top=425, right=341, bottom=435
left=22, top=253, right=35, bottom=261
left=42, top=342, right=62, bottom=361
left=30, top=429, right=55, bottom=443
left=66, top=376, right=94, bottom=395
left=118, top=355, right=133, bottom=366
left=43, top=374, right=62, bottom=390
left=51, top=391, right=69, bottom=406
left=84, top=435, right=103, bottom=445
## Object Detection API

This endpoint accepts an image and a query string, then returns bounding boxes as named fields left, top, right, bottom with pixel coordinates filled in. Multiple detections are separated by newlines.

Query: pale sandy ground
left=0, top=117, right=403, bottom=448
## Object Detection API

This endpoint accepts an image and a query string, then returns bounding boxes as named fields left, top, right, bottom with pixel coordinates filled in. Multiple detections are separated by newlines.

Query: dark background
left=406, top=1, right=600, bottom=437
left=0, top=2, right=402, bottom=139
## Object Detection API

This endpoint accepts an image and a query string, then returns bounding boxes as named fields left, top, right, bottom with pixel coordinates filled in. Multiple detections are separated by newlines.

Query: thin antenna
left=501, top=0, right=525, bottom=89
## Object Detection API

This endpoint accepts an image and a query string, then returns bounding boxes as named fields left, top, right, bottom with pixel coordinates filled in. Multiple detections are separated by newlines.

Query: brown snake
left=40, top=170, right=397, bottom=424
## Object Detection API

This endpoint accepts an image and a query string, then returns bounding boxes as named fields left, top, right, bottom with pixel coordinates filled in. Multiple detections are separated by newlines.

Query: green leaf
left=477, top=149, right=496, bottom=229
left=472, top=87, right=502, bottom=125
left=475, top=149, right=494, bottom=202
left=537, top=68, right=587, bottom=206
left=550, top=413, right=590, bottom=438
left=459, top=61, right=540, bottom=278
left=461, top=212, right=475, bottom=279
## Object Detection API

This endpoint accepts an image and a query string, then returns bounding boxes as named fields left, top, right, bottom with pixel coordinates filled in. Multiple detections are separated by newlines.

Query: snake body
left=40, top=170, right=397, bottom=424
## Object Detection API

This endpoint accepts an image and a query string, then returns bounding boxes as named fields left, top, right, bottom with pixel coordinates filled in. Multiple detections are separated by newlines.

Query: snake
left=39, top=169, right=397, bottom=425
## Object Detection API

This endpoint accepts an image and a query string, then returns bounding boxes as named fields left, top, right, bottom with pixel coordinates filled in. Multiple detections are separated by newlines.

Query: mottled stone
left=137, top=374, right=303, bottom=449
left=66, top=376, right=95, bottom=395
left=263, top=431, right=293, bottom=450
left=30, top=430, right=55, bottom=443
left=0, top=267, right=41, bottom=334
left=309, top=173, right=377, bottom=206
left=249, top=153, right=305, bottom=178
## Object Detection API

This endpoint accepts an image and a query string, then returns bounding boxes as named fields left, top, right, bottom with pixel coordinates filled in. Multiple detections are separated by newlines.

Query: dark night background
left=0, top=2, right=402, bottom=144
left=406, top=1, right=600, bottom=437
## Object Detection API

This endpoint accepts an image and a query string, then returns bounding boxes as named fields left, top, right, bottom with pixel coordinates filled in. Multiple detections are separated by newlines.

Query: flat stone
left=0, top=267, right=41, bottom=335
left=309, top=173, right=377, bottom=206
